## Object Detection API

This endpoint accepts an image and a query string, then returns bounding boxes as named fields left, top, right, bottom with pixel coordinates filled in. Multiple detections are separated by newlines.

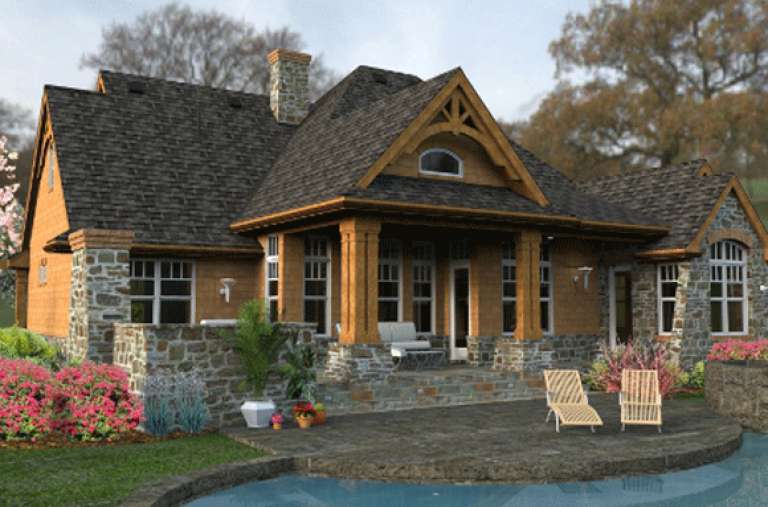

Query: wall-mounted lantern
left=573, top=266, right=594, bottom=289
left=219, top=278, right=236, bottom=303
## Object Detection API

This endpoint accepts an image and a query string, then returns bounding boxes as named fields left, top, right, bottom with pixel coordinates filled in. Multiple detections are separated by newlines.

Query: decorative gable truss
left=357, top=70, right=549, bottom=207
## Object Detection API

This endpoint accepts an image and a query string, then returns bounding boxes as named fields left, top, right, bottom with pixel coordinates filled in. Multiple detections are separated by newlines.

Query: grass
left=0, top=433, right=264, bottom=507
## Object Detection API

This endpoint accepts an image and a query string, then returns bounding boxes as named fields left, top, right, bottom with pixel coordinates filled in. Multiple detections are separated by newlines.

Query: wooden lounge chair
left=620, top=369, right=662, bottom=433
left=543, top=369, right=603, bottom=433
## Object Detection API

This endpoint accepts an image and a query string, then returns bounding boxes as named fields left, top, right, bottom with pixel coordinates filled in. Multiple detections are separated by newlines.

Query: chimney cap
left=267, top=48, right=312, bottom=65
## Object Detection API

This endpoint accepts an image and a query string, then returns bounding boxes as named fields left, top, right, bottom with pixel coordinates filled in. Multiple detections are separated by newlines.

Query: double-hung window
left=265, top=235, right=279, bottom=322
left=540, top=243, right=553, bottom=334
left=502, top=241, right=516, bottom=334
left=412, top=242, right=434, bottom=333
left=378, top=239, right=401, bottom=322
left=657, top=264, right=679, bottom=334
left=710, top=240, right=747, bottom=334
left=304, top=237, right=330, bottom=336
left=130, top=259, right=194, bottom=324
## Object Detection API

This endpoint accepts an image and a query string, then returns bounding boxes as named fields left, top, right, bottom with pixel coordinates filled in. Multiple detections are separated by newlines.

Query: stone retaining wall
left=705, top=361, right=768, bottom=432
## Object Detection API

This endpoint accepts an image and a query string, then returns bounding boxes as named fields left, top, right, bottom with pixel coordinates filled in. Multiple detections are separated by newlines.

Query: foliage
left=279, top=341, right=317, bottom=402
left=175, top=372, right=209, bottom=434
left=708, top=338, right=768, bottom=361
left=513, top=0, right=768, bottom=181
left=80, top=2, right=339, bottom=101
left=593, top=339, right=681, bottom=398
left=0, top=358, right=53, bottom=441
left=142, top=375, right=174, bottom=437
left=53, top=363, right=143, bottom=441
left=314, top=402, right=326, bottom=413
left=677, top=361, right=706, bottom=390
left=227, top=299, right=289, bottom=400
left=292, top=401, right=316, bottom=418
left=0, top=433, right=263, bottom=507
left=0, top=326, right=59, bottom=368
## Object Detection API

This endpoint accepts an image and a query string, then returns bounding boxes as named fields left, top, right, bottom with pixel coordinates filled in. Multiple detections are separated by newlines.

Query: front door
left=450, top=265, right=469, bottom=361
left=612, top=270, right=633, bottom=347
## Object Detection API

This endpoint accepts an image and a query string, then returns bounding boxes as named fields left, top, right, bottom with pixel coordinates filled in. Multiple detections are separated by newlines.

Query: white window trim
left=412, top=241, right=435, bottom=335
left=540, top=245, right=554, bottom=336
left=378, top=239, right=403, bottom=322
left=130, top=259, right=196, bottom=325
left=710, top=240, right=748, bottom=336
left=418, top=148, right=464, bottom=178
left=657, top=263, right=679, bottom=335
left=303, top=236, right=331, bottom=337
left=265, top=235, right=279, bottom=322
left=502, top=241, right=516, bottom=336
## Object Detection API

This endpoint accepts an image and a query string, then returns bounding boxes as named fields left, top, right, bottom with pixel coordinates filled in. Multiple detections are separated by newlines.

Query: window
left=47, top=145, right=55, bottom=190
left=130, top=260, right=194, bottom=324
left=378, top=239, right=401, bottom=322
left=710, top=240, right=747, bottom=334
left=657, top=264, right=679, bottom=334
left=502, top=242, right=516, bottom=335
left=412, top=242, right=434, bottom=333
left=304, top=237, right=330, bottom=335
left=419, top=149, right=463, bottom=177
left=540, top=243, right=553, bottom=334
left=265, top=235, right=279, bottom=322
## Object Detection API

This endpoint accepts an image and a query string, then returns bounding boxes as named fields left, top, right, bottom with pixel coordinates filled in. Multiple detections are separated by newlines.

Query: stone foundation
left=706, top=361, right=768, bottom=432
left=494, top=338, right=553, bottom=372
left=323, top=343, right=395, bottom=383
left=467, top=336, right=496, bottom=367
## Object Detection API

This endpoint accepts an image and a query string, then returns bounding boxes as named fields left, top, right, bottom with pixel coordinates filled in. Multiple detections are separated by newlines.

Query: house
left=7, top=49, right=768, bottom=380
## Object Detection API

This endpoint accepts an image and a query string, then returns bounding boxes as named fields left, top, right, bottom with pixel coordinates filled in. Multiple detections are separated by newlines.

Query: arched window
left=710, top=240, right=748, bottom=334
left=419, top=149, right=463, bottom=177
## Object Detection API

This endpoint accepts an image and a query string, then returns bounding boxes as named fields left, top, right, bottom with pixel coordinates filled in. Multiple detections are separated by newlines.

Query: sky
left=1, top=0, right=592, bottom=125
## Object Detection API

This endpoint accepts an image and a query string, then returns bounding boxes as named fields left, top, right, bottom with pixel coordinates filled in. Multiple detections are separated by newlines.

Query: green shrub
left=585, top=359, right=608, bottom=391
left=0, top=327, right=58, bottom=368
left=688, top=361, right=705, bottom=389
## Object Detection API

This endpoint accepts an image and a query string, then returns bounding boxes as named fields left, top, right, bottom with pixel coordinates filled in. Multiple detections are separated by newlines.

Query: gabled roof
left=577, top=160, right=746, bottom=253
left=44, top=71, right=294, bottom=249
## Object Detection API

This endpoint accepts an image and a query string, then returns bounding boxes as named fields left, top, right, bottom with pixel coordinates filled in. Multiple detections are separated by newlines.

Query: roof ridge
left=98, top=69, right=269, bottom=98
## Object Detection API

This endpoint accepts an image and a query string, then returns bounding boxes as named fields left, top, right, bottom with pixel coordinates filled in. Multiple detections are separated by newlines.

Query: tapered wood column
left=339, top=217, right=381, bottom=344
left=515, top=230, right=543, bottom=340
left=278, top=233, right=304, bottom=322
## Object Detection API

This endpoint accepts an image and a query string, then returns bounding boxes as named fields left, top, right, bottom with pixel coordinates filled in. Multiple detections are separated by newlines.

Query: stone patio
left=224, top=395, right=742, bottom=484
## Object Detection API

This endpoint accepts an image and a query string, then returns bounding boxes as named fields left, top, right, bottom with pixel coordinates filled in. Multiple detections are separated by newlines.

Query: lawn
left=0, top=433, right=263, bottom=507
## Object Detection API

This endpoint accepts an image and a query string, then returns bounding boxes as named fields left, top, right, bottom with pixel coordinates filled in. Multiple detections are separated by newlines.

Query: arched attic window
left=419, top=148, right=463, bottom=177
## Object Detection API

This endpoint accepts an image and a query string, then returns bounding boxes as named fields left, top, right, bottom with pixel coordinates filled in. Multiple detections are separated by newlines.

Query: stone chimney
left=268, top=48, right=311, bottom=124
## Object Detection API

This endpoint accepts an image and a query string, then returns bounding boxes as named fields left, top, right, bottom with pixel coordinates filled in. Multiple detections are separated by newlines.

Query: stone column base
left=468, top=336, right=497, bottom=367
left=493, top=338, right=553, bottom=372
left=324, top=343, right=395, bottom=383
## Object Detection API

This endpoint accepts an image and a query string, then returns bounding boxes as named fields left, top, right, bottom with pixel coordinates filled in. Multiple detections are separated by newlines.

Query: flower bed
left=707, top=338, right=768, bottom=362
left=0, top=359, right=143, bottom=442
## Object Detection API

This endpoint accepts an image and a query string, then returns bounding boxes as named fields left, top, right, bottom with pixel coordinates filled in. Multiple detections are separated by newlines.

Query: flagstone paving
left=224, top=394, right=742, bottom=483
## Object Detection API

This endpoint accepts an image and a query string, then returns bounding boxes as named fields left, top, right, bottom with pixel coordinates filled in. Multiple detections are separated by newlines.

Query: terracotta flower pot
left=296, top=415, right=314, bottom=429
left=314, top=411, right=327, bottom=425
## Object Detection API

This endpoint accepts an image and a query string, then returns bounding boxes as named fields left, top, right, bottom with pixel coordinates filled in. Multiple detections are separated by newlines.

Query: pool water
left=187, top=432, right=768, bottom=507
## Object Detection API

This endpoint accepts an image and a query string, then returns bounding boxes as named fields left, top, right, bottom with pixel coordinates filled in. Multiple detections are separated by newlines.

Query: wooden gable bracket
left=356, top=69, right=550, bottom=208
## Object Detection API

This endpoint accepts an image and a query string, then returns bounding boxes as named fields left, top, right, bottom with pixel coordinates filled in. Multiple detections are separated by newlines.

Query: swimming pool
left=187, top=432, right=767, bottom=506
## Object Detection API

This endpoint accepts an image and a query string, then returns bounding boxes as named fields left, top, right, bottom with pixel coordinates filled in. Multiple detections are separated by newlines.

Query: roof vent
left=372, top=71, right=389, bottom=85
left=127, top=80, right=146, bottom=94
left=228, top=96, right=243, bottom=109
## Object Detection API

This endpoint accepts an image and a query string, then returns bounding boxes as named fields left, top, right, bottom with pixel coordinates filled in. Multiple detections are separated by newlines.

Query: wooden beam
left=339, top=217, right=381, bottom=344
left=514, top=230, right=542, bottom=340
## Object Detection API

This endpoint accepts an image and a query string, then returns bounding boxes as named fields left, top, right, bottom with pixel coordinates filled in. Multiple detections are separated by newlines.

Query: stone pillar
left=14, top=269, right=28, bottom=327
left=67, top=229, right=133, bottom=363
left=268, top=49, right=311, bottom=125
left=339, top=217, right=380, bottom=344
left=515, top=230, right=542, bottom=341
left=278, top=233, right=304, bottom=322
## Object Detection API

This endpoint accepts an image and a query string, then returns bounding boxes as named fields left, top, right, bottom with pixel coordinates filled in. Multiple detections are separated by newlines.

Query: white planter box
left=240, top=400, right=276, bottom=428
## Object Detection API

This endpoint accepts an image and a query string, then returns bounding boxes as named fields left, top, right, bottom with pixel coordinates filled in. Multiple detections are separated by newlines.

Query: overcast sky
left=2, top=0, right=591, bottom=124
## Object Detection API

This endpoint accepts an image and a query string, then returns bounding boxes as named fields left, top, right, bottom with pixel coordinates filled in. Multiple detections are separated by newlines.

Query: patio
left=224, top=395, right=742, bottom=484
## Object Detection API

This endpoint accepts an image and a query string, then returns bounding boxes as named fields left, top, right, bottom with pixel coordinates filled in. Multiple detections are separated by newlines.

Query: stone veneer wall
left=706, top=361, right=768, bottom=432
left=113, top=322, right=318, bottom=428
left=322, top=343, right=395, bottom=383
left=67, top=247, right=131, bottom=363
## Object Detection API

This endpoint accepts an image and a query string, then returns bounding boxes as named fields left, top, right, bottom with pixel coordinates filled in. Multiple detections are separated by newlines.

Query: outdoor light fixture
left=761, top=284, right=768, bottom=292
left=574, top=266, right=594, bottom=289
left=219, top=278, right=236, bottom=303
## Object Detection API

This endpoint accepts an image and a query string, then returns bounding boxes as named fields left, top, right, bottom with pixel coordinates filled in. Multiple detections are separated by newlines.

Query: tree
left=0, top=136, right=24, bottom=300
left=0, top=100, right=33, bottom=203
left=80, top=3, right=339, bottom=101
left=515, top=0, right=768, bottom=180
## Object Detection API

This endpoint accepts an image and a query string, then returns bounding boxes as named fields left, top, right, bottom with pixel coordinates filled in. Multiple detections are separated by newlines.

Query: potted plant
left=279, top=341, right=317, bottom=402
left=227, top=300, right=289, bottom=428
left=314, top=402, right=327, bottom=425
left=293, top=401, right=316, bottom=429
left=270, top=410, right=284, bottom=431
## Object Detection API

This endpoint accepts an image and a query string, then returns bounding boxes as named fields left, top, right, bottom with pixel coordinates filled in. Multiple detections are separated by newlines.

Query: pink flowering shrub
left=707, top=339, right=768, bottom=362
left=0, top=358, right=54, bottom=441
left=53, top=362, right=142, bottom=441
left=593, top=339, right=680, bottom=399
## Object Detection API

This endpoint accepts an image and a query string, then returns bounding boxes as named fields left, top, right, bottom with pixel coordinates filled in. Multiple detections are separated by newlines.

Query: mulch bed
left=0, top=429, right=215, bottom=450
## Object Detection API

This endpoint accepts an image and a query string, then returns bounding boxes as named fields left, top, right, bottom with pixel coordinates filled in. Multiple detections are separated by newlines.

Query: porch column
left=339, top=217, right=380, bottom=344
left=278, top=233, right=303, bottom=322
left=515, top=230, right=543, bottom=340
